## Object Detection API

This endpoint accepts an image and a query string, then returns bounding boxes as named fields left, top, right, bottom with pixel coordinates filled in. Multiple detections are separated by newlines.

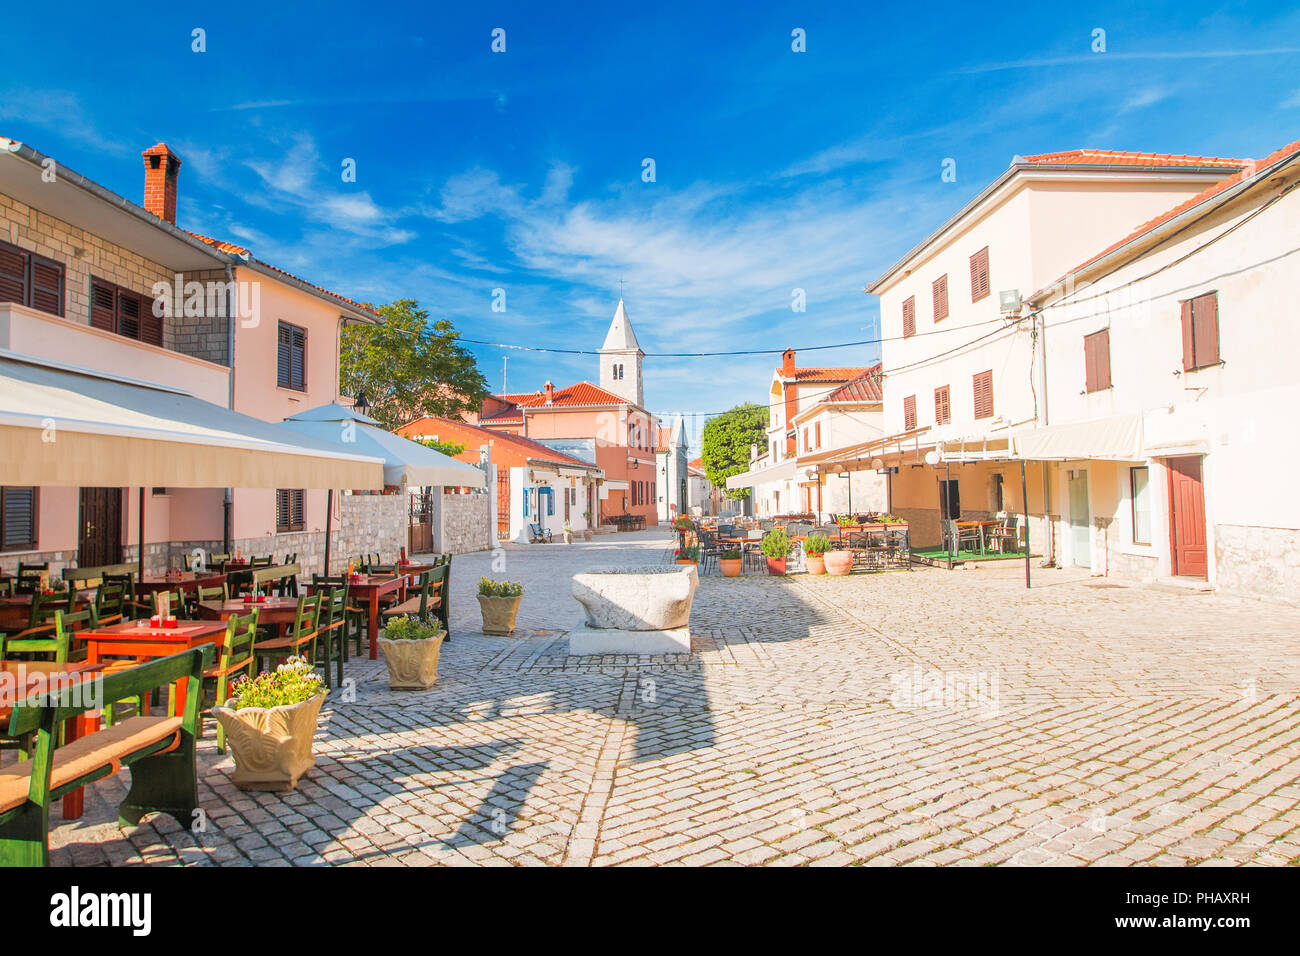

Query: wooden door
left=496, top=469, right=510, bottom=539
left=78, top=487, right=122, bottom=567
left=1168, top=456, right=1208, bottom=578
left=1068, top=472, right=1091, bottom=568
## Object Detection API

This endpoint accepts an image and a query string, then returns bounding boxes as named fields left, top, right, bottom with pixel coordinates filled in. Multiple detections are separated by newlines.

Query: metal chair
left=940, top=519, right=981, bottom=556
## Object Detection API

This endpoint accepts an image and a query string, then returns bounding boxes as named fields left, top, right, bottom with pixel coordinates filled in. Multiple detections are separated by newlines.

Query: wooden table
left=136, top=572, right=227, bottom=596
left=79, top=620, right=226, bottom=719
left=309, top=575, right=404, bottom=660
left=0, top=592, right=91, bottom=632
left=0, top=660, right=106, bottom=819
left=956, top=519, right=1004, bottom=554
left=196, top=597, right=300, bottom=638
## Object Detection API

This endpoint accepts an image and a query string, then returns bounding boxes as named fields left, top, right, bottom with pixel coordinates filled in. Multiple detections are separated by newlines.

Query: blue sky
left=2, top=1, right=1298, bottom=450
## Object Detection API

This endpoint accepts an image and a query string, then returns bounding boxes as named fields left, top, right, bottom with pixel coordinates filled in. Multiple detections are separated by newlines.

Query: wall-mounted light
left=999, top=289, right=1022, bottom=313
left=924, top=450, right=941, bottom=466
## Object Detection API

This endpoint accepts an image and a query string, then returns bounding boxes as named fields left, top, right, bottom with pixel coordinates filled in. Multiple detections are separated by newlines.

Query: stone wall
left=166, top=268, right=232, bottom=366
left=336, top=493, right=407, bottom=570
left=1215, top=524, right=1300, bottom=606
left=441, top=492, right=492, bottom=555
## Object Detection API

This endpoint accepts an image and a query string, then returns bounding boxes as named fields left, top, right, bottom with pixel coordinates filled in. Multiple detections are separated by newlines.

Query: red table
left=309, top=575, right=404, bottom=660
left=0, top=660, right=106, bottom=819
left=136, top=572, right=227, bottom=596
left=196, top=597, right=299, bottom=639
left=80, top=619, right=226, bottom=721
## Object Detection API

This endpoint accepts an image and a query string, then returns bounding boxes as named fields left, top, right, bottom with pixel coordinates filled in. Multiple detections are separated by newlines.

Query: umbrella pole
left=137, top=486, right=146, bottom=581
left=323, top=489, right=334, bottom=577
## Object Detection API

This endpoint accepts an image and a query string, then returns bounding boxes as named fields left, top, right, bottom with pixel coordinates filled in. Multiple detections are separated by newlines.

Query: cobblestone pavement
left=38, top=529, right=1300, bottom=866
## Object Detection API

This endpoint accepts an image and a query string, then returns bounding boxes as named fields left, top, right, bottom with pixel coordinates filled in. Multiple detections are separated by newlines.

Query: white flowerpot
left=378, top=631, right=447, bottom=690
left=212, top=694, right=326, bottom=792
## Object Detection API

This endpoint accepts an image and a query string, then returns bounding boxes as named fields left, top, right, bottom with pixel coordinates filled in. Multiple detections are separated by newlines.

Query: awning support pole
left=137, top=487, right=146, bottom=582
left=323, top=488, right=334, bottom=577
left=1020, top=458, right=1031, bottom=589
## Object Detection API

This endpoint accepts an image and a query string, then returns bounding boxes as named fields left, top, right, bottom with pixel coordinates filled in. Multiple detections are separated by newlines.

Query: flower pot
left=563, top=531, right=573, bottom=544
left=378, top=631, right=447, bottom=690
left=805, top=554, right=826, bottom=575
left=719, top=558, right=742, bottom=577
left=766, top=556, right=787, bottom=576
left=212, top=694, right=326, bottom=792
left=824, top=550, right=854, bottom=576
left=478, top=594, right=523, bottom=635
left=583, top=529, right=594, bottom=541
left=675, top=559, right=697, bottom=566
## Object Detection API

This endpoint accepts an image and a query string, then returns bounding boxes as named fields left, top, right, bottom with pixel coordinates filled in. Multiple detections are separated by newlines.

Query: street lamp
left=353, top=390, right=372, bottom=418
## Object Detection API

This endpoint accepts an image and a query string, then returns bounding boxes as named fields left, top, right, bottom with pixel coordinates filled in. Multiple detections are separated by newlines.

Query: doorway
left=939, top=479, right=960, bottom=520
left=78, top=487, right=122, bottom=567
left=1068, top=471, right=1091, bottom=568
left=1167, top=456, right=1208, bottom=578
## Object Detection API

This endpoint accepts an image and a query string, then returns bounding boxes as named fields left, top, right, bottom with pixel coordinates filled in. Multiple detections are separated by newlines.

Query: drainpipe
left=1035, top=309, right=1055, bottom=565
left=222, top=262, right=236, bottom=554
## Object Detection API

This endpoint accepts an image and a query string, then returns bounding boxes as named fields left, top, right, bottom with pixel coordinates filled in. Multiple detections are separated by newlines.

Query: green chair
left=151, top=589, right=187, bottom=620
left=94, top=582, right=128, bottom=626
left=313, top=587, right=347, bottom=689
left=14, top=562, right=48, bottom=595
left=313, top=575, right=363, bottom=659
left=195, top=582, right=228, bottom=605
left=204, top=609, right=259, bottom=753
left=382, top=570, right=439, bottom=626
left=1, top=607, right=84, bottom=664
left=253, top=594, right=320, bottom=671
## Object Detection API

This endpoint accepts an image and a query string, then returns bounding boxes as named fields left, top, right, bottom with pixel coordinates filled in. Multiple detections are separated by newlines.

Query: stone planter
left=478, top=594, right=523, bottom=635
left=719, top=558, right=742, bottom=578
left=824, top=550, right=854, bottom=576
left=563, top=531, right=573, bottom=545
left=805, top=554, right=826, bottom=575
left=378, top=632, right=447, bottom=689
left=212, top=694, right=326, bottom=792
left=583, top=529, right=594, bottom=541
left=569, top=565, right=698, bottom=654
left=765, top=556, right=787, bottom=576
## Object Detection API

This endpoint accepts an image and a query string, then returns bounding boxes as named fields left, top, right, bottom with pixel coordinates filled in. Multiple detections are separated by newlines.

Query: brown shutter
left=116, top=290, right=141, bottom=340
left=140, top=286, right=163, bottom=346
left=934, top=385, right=950, bottom=424
left=1193, top=293, right=1219, bottom=368
left=0, top=242, right=28, bottom=305
left=903, top=394, right=916, bottom=431
left=90, top=281, right=116, bottom=331
left=902, top=296, right=916, bottom=338
left=29, top=257, right=63, bottom=316
left=932, top=274, right=948, bottom=321
left=1180, top=299, right=1195, bottom=371
left=973, top=370, right=993, bottom=418
left=1094, top=330, right=1111, bottom=390
left=970, top=247, right=990, bottom=301
left=277, top=325, right=292, bottom=388
left=292, top=489, right=304, bottom=531
left=1083, top=332, right=1097, bottom=392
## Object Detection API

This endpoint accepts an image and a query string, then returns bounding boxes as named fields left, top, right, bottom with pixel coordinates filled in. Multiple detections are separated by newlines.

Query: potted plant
left=837, top=515, right=855, bottom=528
left=478, top=577, right=525, bottom=635
left=825, top=545, right=854, bottom=576
left=803, top=534, right=831, bottom=575
left=378, top=614, right=447, bottom=690
left=718, top=548, right=742, bottom=577
left=582, top=511, right=594, bottom=541
left=212, top=657, right=328, bottom=792
left=674, top=545, right=700, bottom=565
left=760, top=528, right=793, bottom=576
left=562, top=521, right=574, bottom=545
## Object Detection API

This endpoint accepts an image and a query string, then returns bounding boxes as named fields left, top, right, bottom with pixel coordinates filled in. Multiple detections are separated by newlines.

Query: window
left=934, top=385, right=951, bottom=425
left=802, top=427, right=809, bottom=451
left=1084, top=329, right=1112, bottom=392
left=903, top=394, right=917, bottom=431
left=932, top=274, right=948, bottom=321
left=275, top=489, right=304, bottom=533
left=277, top=322, right=307, bottom=391
left=969, top=247, right=990, bottom=302
left=0, top=240, right=65, bottom=317
left=90, top=277, right=159, bottom=345
left=990, top=473, right=1004, bottom=512
left=1, top=487, right=38, bottom=552
left=1130, top=466, right=1151, bottom=544
left=814, top=422, right=821, bottom=449
left=972, top=369, right=994, bottom=419
left=1180, top=292, right=1220, bottom=371
left=902, top=296, right=916, bottom=338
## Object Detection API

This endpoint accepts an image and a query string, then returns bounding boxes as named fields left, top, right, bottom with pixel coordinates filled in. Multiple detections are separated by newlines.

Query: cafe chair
left=94, top=582, right=128, bottom=626
left=940, top=519, right=981, bottom=556
left=313, top=575, right=366, bottom=659
left=14, top=563, right=49, bottom=595
left=253, top=593, right=320, bottom=673
left=204, top=609, right=259, bottom=753
left=195, top=583, right=229, bottom=606
left=313, top=587, right=348, bottom=689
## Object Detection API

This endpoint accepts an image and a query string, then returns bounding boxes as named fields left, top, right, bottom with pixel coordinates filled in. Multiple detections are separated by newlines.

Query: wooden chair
left=0, top=580, right=11, bottom=598
left=14, top=563, right=48, bottom=595
left=381, top=571, right=440, bottom=626
left=151, top=589, right=187, bottom=620
left=195, top=583, right=229, bottom=605
left=313, top=587, right=347, bottom=689
left=986, top=513, right=1021, bottom=553
left=204, top=609, right=258, bottom=753
left=253, top=594, right=320, bottom=671
left=2, top=591, right=70, bottom=642
left=103, top=573, right=142, bottom=620
left=0, top=606, right=85, bottom=664
left=249, top=555, right=274, bottom=569
left=312, top=575, right=364, bottom=659
left=93, top=582, right=127, bottom=626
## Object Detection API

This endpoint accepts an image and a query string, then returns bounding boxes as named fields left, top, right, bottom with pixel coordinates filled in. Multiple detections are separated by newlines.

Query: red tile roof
left=823, top=364, right=883, bottom=403
left=1035, top=137, right=1300, bottom=298
left=788, top=367, right=867, bottom=384
left=1020, top=150, right=1248, bottom=169
left=396, top=416, right=598, bottom=470
left=188, top=232, right=378, bottom=318
left=498, top=381, right=636, bottom=409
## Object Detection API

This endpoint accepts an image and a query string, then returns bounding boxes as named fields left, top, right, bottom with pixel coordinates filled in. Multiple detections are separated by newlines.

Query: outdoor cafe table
left=0, top=592, right=91, bottom=632
left=196, top=597, right=301, bottom=639
left=0, top=660, right=106, bottom=820
left=308, top=574, right=405, bottom=660
left=136, top=571, right=227, bottom=596
left=79, top=619, right=226, bottom=724
left=956, top=519, right=1004, bottom=554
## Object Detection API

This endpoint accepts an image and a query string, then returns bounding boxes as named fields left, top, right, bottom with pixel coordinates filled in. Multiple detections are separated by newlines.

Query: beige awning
left=0, top=352, right=385, bottom=488
left=725, top=460, right=799, bottom=490
left=1012, top=415, right=1144, bottom=462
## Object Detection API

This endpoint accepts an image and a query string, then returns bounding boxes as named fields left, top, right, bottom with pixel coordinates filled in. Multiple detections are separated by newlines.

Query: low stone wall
left=337, top=493, right=407, bottom=569
left=1215, top=524, right=1300, bottom=605
left=441, top=492, right=491, bottom=555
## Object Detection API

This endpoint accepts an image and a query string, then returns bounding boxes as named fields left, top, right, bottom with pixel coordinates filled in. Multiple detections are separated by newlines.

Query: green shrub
left=719, top=548, right=741, bottom=560
left=228, top=657, right=326, bottom=710
left=760, top=528, right=793, bottom=558
left=674, top=546, right=700, bottom=562
left=803, top=534, right=831, bottom=556
left=383, top=615, right=443, bottom=641
left=478, top=576, right=524, bottom=597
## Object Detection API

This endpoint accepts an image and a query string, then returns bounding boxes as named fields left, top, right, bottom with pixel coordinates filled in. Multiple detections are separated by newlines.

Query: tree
left=701, top=403, right=768, bottom=499
left=412, top=437, right=467, bottom=458
left=340, top=299, right=489, bottom=429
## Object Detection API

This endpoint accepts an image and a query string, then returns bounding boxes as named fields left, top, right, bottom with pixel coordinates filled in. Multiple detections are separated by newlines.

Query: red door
left=496, top=469, right=510, bottom=539
left=1167, top=456, right=1207, bottom=578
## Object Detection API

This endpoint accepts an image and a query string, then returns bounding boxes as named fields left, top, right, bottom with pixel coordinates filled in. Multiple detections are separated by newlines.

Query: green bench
left=62, top=562, right=138, bottom=591
left=0, top=645, right=213, bottom=866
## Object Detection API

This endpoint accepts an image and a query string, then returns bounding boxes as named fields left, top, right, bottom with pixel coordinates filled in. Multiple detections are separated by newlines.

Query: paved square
left=39, top=530, right=1300, bottom=866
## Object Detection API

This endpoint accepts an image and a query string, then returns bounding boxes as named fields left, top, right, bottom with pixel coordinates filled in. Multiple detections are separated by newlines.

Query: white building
left=655, top=415, right=689, bottom=522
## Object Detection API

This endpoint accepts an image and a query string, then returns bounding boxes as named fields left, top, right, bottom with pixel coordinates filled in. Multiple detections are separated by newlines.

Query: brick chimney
left=142, top=143, right=182, bottom=224
left=543, top=381, right=555, bottom=404
left=781, top=348, right=796, bottom=377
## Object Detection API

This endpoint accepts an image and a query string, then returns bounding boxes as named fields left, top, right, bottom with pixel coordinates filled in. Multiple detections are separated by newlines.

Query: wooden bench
left=238, top=563, right=301, bottom=598
left=62, top=562, right=138, bottom=591
left=0, top=645, right=213, bottom=866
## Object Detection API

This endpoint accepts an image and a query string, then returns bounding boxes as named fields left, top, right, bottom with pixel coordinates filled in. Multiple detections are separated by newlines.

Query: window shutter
left=140, top=290, right=163, bottom=346
left=932, top=274, right=948, bottom=321
left=970, top=247, right=990, bottom=302
left=903, top=394, right=917, bottom=431
left=0, top=244, right=28, bottom=306
left=29, top=257, right=63, bottom=316
left=291, top=489, right=304, bottom=530
left=1193, top=293, right=1219, bottom=368
left=814, top=423, right=821, bottom=448
left=291, top=326, right=306, bottom=389
left=902, top=296, right=915, bottom=338
left=1180, top=299, right=1195, bottom=371
left=973, top=370, right=993, bottom=418
left=116, top=290, right=141, bottom=341
left=277, top=325, right=292, bottom=388
left=1085, top=329, right=1111, bottom=392
left=934, top=385, right=950, bottom=425
left=91, top=281, right=116, bottom=331
left=1, top=487, right=37, bottom=551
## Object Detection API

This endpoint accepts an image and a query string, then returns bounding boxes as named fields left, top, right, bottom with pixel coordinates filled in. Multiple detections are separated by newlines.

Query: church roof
left=601, top=298, right=642, bottom=352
